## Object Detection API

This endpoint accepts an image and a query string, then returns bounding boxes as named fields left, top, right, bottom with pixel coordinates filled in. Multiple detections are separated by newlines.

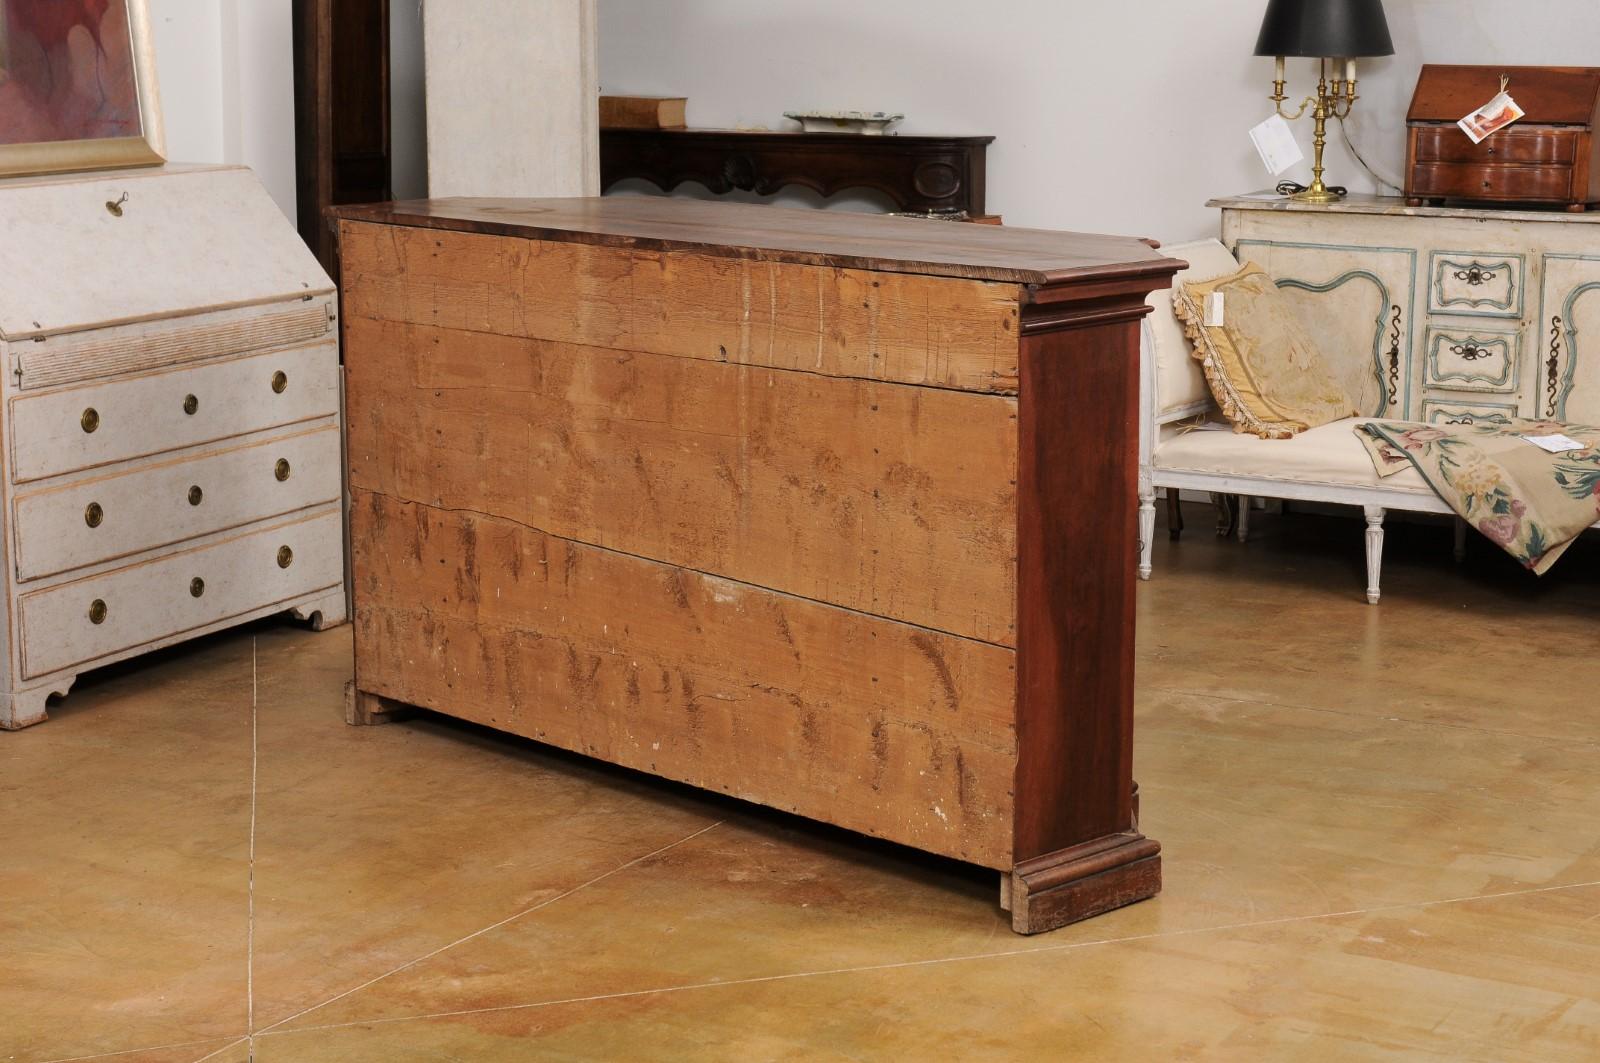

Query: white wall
left=598, top=0, right=1600, bottom=243
left=150, top=0, right=296, bottom=219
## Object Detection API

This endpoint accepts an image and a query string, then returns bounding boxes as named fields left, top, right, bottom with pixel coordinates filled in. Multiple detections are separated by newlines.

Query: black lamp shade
left=1253, top=0, right=1394, bottom=57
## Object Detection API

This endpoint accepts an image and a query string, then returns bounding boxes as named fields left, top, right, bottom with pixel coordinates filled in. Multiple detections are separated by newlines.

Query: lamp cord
left=1336, top=114, right=1406, bottom=194
left=1273, top=116, right=1405, bottom=198
left=1275, top=180, right=1348, bottom=197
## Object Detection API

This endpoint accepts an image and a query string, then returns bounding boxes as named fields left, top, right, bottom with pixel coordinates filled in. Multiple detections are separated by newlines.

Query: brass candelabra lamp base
left=1273, top=59, right=1359, bottom=206
left=1291, top=184, right=1344, bottom=205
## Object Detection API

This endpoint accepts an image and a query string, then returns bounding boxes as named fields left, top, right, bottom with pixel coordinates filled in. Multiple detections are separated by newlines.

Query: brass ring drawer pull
left=183, top=394, right=199, bottom=415
left=81, top=407, right=100, bottom=433
left=275, top=458, right=291, bottom=482
left=84, top=502, right=103, bottom=528
left=277, top=545, right=294, bottom=569
left=188, top=485, right=204, bottom=506
left=271, top=370, right=288, bottom=394
left=89, top=599, right=107, bottom=624
left=190, top=577, right=205, bottom=598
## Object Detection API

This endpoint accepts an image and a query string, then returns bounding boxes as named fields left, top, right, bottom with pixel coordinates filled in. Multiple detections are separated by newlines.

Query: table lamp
left=1255, top=0, right=1394, bottom=203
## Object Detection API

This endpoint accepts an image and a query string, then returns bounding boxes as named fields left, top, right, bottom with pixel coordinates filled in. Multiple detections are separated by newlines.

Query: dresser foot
left=1007, top=831, right=1162, bottom=934
left=344, top=682, right=414, bottom=726
left=292, top=590, right=349, bottom=631
left=0, top=677, right=77, bottom=730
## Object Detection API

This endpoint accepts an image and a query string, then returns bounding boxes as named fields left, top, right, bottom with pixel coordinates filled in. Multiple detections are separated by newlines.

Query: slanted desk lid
left=0, top=165, right=333, bottom=341
left=1407, top=65, right=1600, bottom=125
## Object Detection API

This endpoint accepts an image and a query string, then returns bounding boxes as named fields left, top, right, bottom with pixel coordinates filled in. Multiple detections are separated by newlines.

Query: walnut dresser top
left=332, top=195, right=1183, bottom=289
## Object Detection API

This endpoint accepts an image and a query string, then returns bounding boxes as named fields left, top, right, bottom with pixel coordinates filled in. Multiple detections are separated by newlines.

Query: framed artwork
left=0, top=0, right=165, bottom=178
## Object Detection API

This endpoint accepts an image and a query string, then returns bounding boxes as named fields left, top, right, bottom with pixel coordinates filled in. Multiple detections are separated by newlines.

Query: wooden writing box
left=1406, top=65, right=1600, bottom=212
left=332, top=197, right=1182, bottom=933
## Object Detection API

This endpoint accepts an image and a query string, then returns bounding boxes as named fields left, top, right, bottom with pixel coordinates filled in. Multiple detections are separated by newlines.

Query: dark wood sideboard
left=600, top=128, right=993, bottom=216
left=332, top=195, right=1181, bottom=934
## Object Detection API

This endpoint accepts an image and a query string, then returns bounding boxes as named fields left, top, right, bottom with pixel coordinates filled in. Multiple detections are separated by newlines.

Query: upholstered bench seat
left=1154, top=418, right=1431, bottom=494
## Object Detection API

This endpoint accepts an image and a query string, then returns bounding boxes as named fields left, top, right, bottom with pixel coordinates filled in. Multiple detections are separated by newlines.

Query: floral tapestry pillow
left=1173, top=262, right=1357, bottom=439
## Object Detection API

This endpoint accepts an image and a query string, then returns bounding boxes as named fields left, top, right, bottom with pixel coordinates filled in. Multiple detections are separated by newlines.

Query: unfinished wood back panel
left=340, top=222, right=1022, bottom=394
left=343, top=316, right=1020, bottom=646
left=335, top=196, right=1184, bottom=933
left=350, top=489, right=1018, bottom=867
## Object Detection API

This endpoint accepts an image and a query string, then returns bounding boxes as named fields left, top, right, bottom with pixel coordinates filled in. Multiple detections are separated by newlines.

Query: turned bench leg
left=1165, top=490, right=1184, bottom=540
left=1212, top=492, right=1235, bottom=537
left=1236, top=495, right=1252, bottom=543
left=344, top=681, right=415, bottom=726
left=1363, top=505, right=1386, bottom=604
left=1453, top=517, right=1468, bottom=563
left=1138, top=491, right=1156, bottom=581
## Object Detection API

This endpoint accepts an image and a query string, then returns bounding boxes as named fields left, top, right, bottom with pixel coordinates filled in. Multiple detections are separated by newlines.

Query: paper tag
left=1458, top=91, right=1525, bottom=144
left=1249, top=113, right=1304, bottom=176
left=1205, top=292, right=1226, bottom=327
left=1520, top=432, right=1587, bottom=453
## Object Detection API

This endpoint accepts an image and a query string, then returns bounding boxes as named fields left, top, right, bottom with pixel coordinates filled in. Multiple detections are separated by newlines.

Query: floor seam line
left=29, top=1035, right=243, bottom=1063
left=247, top=636, right=258, bottom=1059
left=260, top=875, right=1600, bottom=1038
left=192, top=1035, right=252, bottom=1063
left=252, top=819, right=726, bottom=1035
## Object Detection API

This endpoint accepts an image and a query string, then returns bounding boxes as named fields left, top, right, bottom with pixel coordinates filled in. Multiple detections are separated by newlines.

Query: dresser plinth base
left=291, top=590, right=350, bottom=632
left=344, top=683, right=415, bottom=727
left=1007, top=832, right=1162, bottom=935
left=0, top=678, right=77, bottom=731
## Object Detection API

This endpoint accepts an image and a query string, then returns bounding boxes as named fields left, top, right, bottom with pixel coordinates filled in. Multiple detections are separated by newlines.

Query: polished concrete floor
left=4, top=503, right=1600, bottom=1062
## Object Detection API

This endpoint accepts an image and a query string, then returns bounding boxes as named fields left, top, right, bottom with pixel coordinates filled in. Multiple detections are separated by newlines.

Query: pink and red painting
left=0, top=0, right=163, bottom=175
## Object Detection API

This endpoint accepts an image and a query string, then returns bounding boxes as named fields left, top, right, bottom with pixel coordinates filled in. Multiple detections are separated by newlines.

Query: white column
left=424, top=0, right=599, bottom=198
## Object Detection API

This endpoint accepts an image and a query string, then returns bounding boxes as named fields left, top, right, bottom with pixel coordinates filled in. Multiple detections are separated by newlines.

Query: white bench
left=1137, top=239, right=1453, bottom=604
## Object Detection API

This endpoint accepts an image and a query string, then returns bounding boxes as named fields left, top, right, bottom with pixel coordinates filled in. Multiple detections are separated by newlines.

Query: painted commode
left=1138, top=194, right=1600, bottom=603
left=1216, top=194, right=1600, bottom=427
left=0, top=164, right=346, bottom=728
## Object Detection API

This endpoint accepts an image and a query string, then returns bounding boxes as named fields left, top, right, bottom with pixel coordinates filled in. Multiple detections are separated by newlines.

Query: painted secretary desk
left=1214, top=194, right=1600, bottom=428
left=0, top=165, right=346, bottom=728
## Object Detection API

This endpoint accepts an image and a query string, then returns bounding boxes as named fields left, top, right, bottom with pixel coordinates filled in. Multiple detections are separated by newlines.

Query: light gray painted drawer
left=1421, top=325, right=1521, bottom=395
left=1420, top=397, right=1520, bottom=427
left=1426, top=252, right=1523, bottom=318
left=9, top=340, right=338, bottom=483
left=12, top=426, right=341, bottom=581
left=19, top=509, right=342, bottom=680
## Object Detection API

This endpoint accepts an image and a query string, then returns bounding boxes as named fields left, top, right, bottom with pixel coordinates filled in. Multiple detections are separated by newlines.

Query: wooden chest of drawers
left=334, top=196, right=1182, bottom=934
left=1405, top=65, right=1600, bottom=212
left=0, top=165, right=347, bottom=729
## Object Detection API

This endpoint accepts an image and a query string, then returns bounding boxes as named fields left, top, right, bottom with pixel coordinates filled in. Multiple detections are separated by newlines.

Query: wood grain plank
left=344, top=316, right=1020, bottom=646
left=350, top=489, right=1018, bottom=867
left=341, top=221, right=1022, bottom=394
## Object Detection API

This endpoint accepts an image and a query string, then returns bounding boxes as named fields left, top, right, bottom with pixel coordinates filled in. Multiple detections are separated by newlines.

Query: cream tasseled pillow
left=1174, top=262, right=1358, bottom=440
